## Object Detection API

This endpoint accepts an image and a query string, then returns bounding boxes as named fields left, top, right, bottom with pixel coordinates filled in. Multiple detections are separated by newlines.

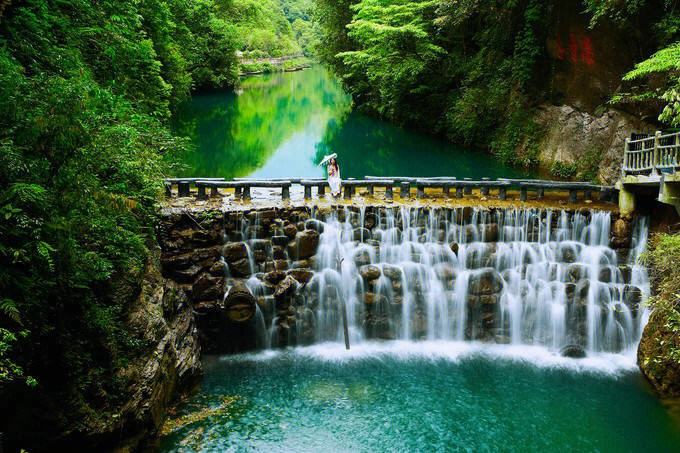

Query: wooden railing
left=623, top=131, right=680, bottom=177
left=164, top=177, right=617, bottom=204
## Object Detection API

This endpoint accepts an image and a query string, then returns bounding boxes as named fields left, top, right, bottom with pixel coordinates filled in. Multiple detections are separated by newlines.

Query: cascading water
left=233, top=207, right=649, bottom=356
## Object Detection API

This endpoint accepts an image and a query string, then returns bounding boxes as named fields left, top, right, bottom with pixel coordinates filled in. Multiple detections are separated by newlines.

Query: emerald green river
left=159, top=344, right=680, bottom=452
left=171, top=66, right=533, bottom=179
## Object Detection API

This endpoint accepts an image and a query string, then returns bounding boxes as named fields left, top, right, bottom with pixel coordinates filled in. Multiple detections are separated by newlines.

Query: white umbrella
left=318, top=153, right=337, bottom=167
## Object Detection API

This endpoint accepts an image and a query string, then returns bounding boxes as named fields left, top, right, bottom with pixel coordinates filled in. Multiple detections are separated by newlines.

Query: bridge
left=620, top=130, right=680, bottom=214
left=162, top=176, right=618, bottom=211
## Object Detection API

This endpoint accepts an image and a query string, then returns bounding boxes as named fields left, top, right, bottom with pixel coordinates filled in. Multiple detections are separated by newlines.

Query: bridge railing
left=623, top=131, right=680, bottom=177
left=163, top=177, right=617, bottom=204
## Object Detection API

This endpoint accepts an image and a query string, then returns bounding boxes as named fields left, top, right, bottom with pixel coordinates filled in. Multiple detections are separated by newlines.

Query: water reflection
left=172, top=66, right=533, bottom=179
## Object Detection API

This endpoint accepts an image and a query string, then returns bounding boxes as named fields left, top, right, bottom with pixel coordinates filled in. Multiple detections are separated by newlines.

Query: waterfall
left=233, top=207, right=649, bottom=355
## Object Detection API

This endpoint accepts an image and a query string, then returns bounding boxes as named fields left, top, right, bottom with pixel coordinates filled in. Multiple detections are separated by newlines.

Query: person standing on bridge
left=320, top=153, right=342, bottom=197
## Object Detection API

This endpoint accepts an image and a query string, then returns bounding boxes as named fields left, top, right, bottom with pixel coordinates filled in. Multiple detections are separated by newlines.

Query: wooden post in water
left=341, top=299, right=350, bottom=350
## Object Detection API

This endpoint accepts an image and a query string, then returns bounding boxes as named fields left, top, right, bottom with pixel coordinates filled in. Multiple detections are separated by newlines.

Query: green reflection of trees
left=316, top=112, right=533, bottom=180
left=172, top=66, right=352, bottom=177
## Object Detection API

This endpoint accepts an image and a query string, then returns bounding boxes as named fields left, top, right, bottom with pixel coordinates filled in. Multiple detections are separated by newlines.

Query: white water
left=243, top=207, right=649, bottom=358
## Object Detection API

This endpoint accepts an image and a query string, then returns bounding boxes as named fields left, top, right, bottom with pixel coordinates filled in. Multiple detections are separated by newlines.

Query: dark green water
left=159, top=343, right=680, bottom=452
left=171, top=66, right=534, bottom=179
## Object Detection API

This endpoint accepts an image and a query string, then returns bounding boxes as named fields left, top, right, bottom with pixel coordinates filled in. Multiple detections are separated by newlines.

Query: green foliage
left=0, top=0, right=239, bottom=444
left=550, top=162, right=578, bottom=179
left=318, top=0, right=548, bottom=164
left=641, top=233, right=680, bottom=373
left=583, top=0, right=648, bottom=27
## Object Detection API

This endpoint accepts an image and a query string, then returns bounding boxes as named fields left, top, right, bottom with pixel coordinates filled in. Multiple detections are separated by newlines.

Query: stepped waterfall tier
left=180, top=206, right=650, bottom=356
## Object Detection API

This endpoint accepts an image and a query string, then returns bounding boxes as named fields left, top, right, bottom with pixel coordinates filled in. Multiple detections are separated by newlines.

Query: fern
left=0, top=298, right=21, bottom=324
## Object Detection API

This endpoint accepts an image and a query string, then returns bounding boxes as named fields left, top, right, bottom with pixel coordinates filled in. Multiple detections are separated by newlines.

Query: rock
left=434, top=263, right=455, bottom=280
left=272, top=235, right=290, bottom=247
left=382, top=264, right=403, bottom=281
left=364, top=213, right=377, bottom=230
left=305, top=219, right=325, bottom=233
left=223, top=242, right=248, bottom=262
left=224, top=281, right=256, bottom=323
left=638, top=309, right=680, bottom=397
left=283, top=223, right=298, bottom=239
left=353, top=228, right=372, bottom=242
left=209, top=260, right=226, bottom=277
left=290, top=260, right=311, bottom=269
left=353, top=250, right=372, bottom=267
left=611, top=218, right=632, bottom=249
left=192, top=274, right=224, bottom=301
left=287, top=268, right=314, bottom=285
left=480, top=224, right=499, bottom=242
left=274, top=259, right=289, bottom=271
left=264, top=270, right=287, bottom=285
left=533, top=104, right=654, bottom=185
left=287, top=229, right=320, bottom=260
left=359, top=265, right=381, bottom=281
left=560, top=344, right=587, bottom=359
left=228, top=258, right=251, bottom=278
left=274, top=275, right=299, bottom=302
left=468, top=269, right=503, bottom=295
left=272, top=245, right=286, bottom=260
left=623, top=285, right=643, bottom=306
left=450, top=242, right=459, bottom=256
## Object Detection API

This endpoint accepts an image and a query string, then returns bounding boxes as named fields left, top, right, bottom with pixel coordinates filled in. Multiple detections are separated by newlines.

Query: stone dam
left=157, top=204, right=648, bottom=357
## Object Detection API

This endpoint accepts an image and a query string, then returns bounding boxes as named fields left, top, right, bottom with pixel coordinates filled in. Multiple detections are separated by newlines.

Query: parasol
left=318, top=153, right=337, bottom=167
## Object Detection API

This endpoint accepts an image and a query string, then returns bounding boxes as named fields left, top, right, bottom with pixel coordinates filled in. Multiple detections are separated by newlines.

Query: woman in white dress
left=327, top=157, right=341, bottom=197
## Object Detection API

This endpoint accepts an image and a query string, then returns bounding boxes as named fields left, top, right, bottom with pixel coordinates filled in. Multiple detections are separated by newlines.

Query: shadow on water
left=171, top=66, right=535, bottom=180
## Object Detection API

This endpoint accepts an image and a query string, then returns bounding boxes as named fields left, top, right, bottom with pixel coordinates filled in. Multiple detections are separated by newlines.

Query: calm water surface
left=171, top=66, right=534, bottom=179
left=159, top=344, right=680, bottom=452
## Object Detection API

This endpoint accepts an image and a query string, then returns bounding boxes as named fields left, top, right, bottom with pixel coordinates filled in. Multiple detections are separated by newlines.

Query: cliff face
left=62, top=249, right=202, bottom=451
left=531, top=1, right=658, bottom=182
left=534, top=105, right=654, bottom=184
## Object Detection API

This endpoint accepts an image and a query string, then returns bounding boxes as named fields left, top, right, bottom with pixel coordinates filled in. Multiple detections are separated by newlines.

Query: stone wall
left=157, top=206, right=638, bottom=353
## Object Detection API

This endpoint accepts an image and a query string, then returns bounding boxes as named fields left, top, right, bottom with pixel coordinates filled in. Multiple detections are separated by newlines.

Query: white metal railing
left=623, top=131, right=680, bottom=177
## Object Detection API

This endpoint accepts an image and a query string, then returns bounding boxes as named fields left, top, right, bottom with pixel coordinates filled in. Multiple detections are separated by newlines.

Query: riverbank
left=239, top=55, right=311, bottom=76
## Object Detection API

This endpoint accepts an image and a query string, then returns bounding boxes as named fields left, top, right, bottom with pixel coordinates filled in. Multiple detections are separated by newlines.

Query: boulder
left=283, top=223, right=298, bottom=239
left=611, top=218, right=632, bottom=249
left=353, top=228, right=372, bottom=242
left=359, top=265, right=382, bottom=281
left=223, top=242, right=248, bottom=263
left=192, top=274, right=225, bottom=301
left=305, top=219, right=325, bottom=233
left=274, top=275, right=299, bottom=302
left=272, top=235, right=290, bottom=247
left=224, top=281, right=256, bottom=323
left=560, top=344, right=587, bottom=359
left=264, top=270, right=287, bottom=285
left=287, top=229, right=320, bottom=260
left=228, top=257, right=252, bottom=278
left=449, top=242, right=459, bottom=256
left=287, top=268, right=314, bottom=285
left=468, top=269, right=503, bottom=296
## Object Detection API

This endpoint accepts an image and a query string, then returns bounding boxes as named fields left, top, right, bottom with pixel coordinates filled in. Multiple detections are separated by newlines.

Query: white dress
left=328, top=165, right=341, bottom=195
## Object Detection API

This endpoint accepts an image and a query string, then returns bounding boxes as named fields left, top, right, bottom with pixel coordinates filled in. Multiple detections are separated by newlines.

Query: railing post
left=623, top=138, right=630, bottom=178
left=242, top=186, right=251, bottom=201
left=304, top=185, right=312, bottom=200
left=164, top=181, right=172, bottom=198
left=318, top=184, right=325, bottom=197
left=367, top=184, right=375, bottom=196
left=178, top=182, right=190, bottom=198
left=520, top=187, right=527, bottom=202
left=463, top=178, right=472, bottom=195
left=456, top=185, right=464, bottom=199
left=210, top=187, right=219, bottom=198
left=385, top=184, right=393, bottom=200
left=197, top=185, right=207, bottom=200
left=282, top=185, right=290, bottom=200
left=654, top=130, right=662, bottom=176
left=417, top=184, right=425, bottom=199
left=343, top=185, right=352, bottom=200
left=498, top=186, right=507, bottom=200
left=481, top=177, right=490, bottom=196
left=569, top=189, right=577, bottom=203
left=400, top=182, right=410, bottom=199
left=537, top=188, right=545, bottom=200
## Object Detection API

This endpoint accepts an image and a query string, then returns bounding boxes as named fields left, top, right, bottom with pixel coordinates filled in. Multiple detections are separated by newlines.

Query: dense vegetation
left=0, top=0, right=245, bottom=448
left=640, top=230, right=680, bottom=395
left=314, top=0, right=680, bottom=170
